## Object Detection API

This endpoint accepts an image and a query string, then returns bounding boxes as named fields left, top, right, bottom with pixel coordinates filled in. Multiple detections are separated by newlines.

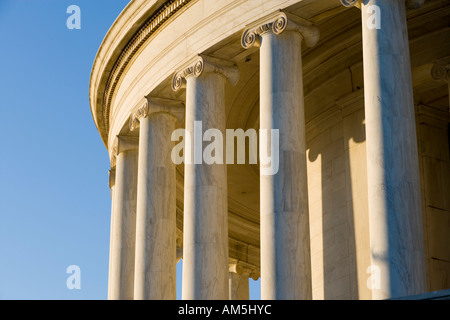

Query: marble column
left=241, top=11, right=319, bottom=300
left=229, top=260, right=260, bottom=300
left=341, top=0, right=427, bottom=299
left=107, top=167, right=116, bottom=300
left=172, top=54, right=239, bottom=300
left=130, top=97, right=184, bottom=300
left=109, top=135, right=139, bottom=300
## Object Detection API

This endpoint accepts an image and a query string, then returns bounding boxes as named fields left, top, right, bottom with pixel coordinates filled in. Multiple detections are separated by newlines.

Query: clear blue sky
left=0, top=0, right=260, bottom=300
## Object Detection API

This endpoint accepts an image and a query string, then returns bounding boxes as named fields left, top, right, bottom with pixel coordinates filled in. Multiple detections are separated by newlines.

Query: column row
left=108, top=98, right=184, bottom=300
left=107, top=1, right=428, bottom=300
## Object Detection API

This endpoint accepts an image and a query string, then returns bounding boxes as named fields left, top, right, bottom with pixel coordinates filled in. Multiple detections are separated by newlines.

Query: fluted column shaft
left=357, top=0, right=426, bottom=299
left=131, top=98, right=184, bottom=300
left=260, top=29, right=310, bottom=301
left=109, top=137, right=139, bottom=300
left=108, top=168, right=116, bottom=300
left=242, top=11, right=318, bottom=300
left=183, top=71, right=228, bottom=300
left=172, top=55, right=238, bottom=300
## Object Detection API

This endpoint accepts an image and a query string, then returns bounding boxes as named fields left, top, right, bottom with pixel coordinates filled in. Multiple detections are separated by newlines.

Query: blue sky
left=0, top=0, right=260, bottom=300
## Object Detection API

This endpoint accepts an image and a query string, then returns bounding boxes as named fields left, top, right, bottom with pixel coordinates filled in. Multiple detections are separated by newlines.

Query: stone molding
left=431, top=56, right=450, bottom=82
left=171, top=54, right=239, bottom=91
left=241, top=10, right=319, bottom=49
left=129, top=96, right=185, bottom=132
left=102, top=0, right=193, bottom=133
left=417, top=104, right=450, bottom=124
left=228, top=259, right=260, bottom=280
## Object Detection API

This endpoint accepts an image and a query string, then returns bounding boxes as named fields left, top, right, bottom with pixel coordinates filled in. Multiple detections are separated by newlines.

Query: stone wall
left=417, top=104, right=450, bottom=292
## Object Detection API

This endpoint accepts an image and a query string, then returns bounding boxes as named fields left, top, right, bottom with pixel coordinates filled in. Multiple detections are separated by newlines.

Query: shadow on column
left=307, top=99, right=365, bottom=299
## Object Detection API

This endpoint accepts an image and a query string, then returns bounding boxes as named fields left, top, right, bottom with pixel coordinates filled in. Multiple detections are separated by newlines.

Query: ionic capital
left=108, top=167, right=116, bottom=189
left=241, top=11, right=319, bottom=49
left=406, top=0, right=425, bottom=9
left=129, top=99, right=149, bottom=132
left=111, top=135, right=139, bottom=157
left=129, top=96, right=185, bottom=131
left=228, top=259, right=260, bottom=280
left=340, top=0, right=425, bottom=10
left=431, top=56, right=450, bottom=83
left=340, top=0, right=362, bottom=8
left=171, top=54, right=239, bottom=91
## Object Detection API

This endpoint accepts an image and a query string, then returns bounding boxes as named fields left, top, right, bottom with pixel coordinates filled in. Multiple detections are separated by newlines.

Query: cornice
left=90, top=0, right=193, bottom=148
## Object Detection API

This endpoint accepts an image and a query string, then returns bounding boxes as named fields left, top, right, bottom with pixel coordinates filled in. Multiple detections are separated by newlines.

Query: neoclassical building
left=89, top=0, right=450, bottom=300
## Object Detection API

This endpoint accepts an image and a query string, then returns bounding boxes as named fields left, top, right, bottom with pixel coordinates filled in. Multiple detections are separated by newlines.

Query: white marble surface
left=182, top=72, right=229, bottom=300
left=107, top=169, right=115, bottom=300
left=361, top=0, right=427, bottom=299
left=133, top=113, right=178, bottom=300
left=109, top=145, right=139, bottom=300
left=258, top=26, right=312, bottom=299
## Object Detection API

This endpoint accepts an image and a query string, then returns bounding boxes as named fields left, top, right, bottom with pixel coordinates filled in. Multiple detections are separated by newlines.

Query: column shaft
left=107, top=168, right=116, bottom=300
left=259, top=30, right=312, bottom=300
left=109, top=149, right=139, bottom=300
left=182, top=73, right=229, bottom=300
left=361, top=0, right=426, bottom=299
left=134, top=114, right=177, bottom=299
left=229, top=272, right=250, bottom=300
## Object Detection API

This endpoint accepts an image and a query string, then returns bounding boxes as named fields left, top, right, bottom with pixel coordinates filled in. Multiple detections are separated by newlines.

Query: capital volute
left=340, top=0, right=362, bottom=9
left=111, top=135, right=139, bottom=157
left=108, top=167, right=116, bottom=189
left=406, top=0, right=425, bottom=9
left=229, top=259, right=260, bottom=280
left=172, top=54, right=239, bottom=91
left=241, top=11, right=320, bottom=49
left=431, top=57, right=450, bottom=83
left=340, top=0, right=425, bottom=10
left=129, top=99, right=149, bottom=132
left=129, top=96, right=185, bottom=132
